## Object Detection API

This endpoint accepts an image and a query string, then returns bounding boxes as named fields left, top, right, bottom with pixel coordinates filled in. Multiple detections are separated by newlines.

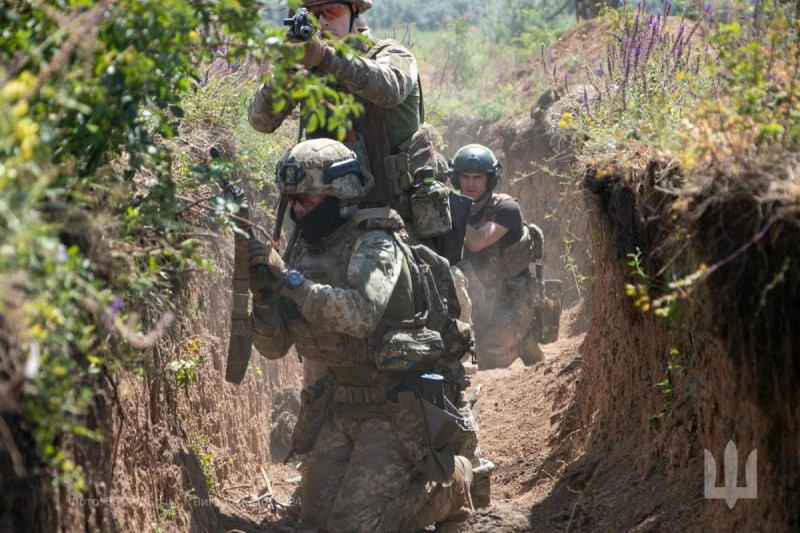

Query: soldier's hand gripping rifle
left=284, top=8, right=314, bottom=41
left=225, top=183, right=254, bottom=385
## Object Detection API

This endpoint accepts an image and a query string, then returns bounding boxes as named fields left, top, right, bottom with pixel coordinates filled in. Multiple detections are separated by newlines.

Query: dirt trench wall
left=569, top=172, right=800, bottom=532
left=46, top=184, right=301, bottom=533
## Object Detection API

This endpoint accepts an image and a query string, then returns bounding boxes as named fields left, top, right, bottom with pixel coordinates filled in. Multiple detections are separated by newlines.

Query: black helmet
left=449, top=144, right=503, bottom=191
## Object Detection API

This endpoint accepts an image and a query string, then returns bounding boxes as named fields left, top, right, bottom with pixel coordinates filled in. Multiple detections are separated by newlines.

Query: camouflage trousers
left=300, top=413, right=468, bottom=533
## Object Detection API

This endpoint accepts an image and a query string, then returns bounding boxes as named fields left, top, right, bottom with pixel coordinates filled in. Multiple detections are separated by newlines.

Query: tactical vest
left=284, top=212, right=433, bottom=367
left=306, top=38, right=443, bottom=227
left=467, top=194, right=537, bottom=288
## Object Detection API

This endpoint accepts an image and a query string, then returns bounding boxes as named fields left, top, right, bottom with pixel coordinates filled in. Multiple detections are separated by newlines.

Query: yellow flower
left=676, top=71, right=685, bottom=81
left=562, top=112, right=572, bottom=120
left=624, top=284, right=636, bottom=296
left=558, top=120, right=568, bottom=128
left=22, top=139, right=35, bottom=160
left=14, top=117, right=39, bottom=138
left=189, top=30, right=200, bottom=40
left=641, top=302, right=651, bottom=312
left=18, top=71, right=36, bottom=85
left=13, top=100, right=29, bottom=117
left=29, top=323, right=46, bottom=339
left=682, top=151, right=696, bottom=169
left=2, top=80, right=28, bottom=101
left=2, top=71, right=37, bottom=101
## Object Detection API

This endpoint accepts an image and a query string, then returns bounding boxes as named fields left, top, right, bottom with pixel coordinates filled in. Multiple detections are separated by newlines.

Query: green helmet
left=449, top=144, right=503, bottom=191
left=303, top=0, right=372, bottom=14
left=275, top=138, right=374, bottom=201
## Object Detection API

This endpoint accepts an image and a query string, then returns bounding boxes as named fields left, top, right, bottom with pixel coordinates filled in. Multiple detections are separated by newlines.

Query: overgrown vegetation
left=406, top=0, right=573, bottom=121
left=563, top=0, right=800, bottom=321
left=0, top=0, right=356, bottom=491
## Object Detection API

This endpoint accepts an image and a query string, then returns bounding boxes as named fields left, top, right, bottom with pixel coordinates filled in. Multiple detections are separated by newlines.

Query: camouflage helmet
left=450, top=144, right=503, bottom=191
left=303, top=0, right=372, bottom=14
left=276, top=138, right=374, bottom=201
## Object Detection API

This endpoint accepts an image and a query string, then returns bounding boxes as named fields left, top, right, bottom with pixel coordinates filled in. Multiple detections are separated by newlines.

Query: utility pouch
left=498, top=225, right=535, bottom=281
left=411, top=167, right=452, bottom=239
left=441, top=318, right=475, bottom=362
left=373, top=327, right=444, bottom=372
left=431, top=191, right=472, bottom=265
left=532, top=279, right=563, bottom=345
left=385, top=377, right=465, bottom=483
left=291, top=378, right=333, bottom=456
left=528, top=223, right=544, bottom=261
left=384, top=152, right=411, bottom=198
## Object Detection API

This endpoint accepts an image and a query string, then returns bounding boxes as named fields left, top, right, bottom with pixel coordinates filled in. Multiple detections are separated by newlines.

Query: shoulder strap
left=365, top=38, right=424, bottom=123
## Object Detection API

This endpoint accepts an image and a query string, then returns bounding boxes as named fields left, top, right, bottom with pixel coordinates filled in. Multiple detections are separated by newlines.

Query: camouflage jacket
left=248, top=35, right=419, bottom=151
left=251, top=209, right=414, bottom=368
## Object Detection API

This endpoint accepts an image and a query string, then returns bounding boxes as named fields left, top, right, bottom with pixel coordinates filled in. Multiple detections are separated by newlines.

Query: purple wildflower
left=110, top=296, right=123, bottom=316
left=683, top=18, right=701, bottom=50
left=583, top=86, right=596, bottom=121
left=634, top=46, right=642, bottom=73
left=671, top=21, right=686, bottom=56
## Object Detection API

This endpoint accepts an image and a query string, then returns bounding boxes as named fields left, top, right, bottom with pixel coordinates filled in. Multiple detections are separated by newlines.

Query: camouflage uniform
left=461, top=193, right=543, bottom=369
left=248, top=22, right=422, bottom=210
left=251, top=139, right=473, bottom=532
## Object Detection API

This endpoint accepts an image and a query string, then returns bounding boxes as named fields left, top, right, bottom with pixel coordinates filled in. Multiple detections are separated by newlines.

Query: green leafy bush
left=0, top=0, right=356, bottom=490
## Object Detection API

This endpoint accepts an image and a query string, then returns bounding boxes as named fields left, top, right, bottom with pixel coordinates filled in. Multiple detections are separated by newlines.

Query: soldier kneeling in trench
left=249, top=138, right=479, bottom=532
left=448, top=144, right=561, bottom=370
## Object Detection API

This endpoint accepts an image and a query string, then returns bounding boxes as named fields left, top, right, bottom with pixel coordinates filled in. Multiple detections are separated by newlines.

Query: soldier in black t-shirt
left=450, top=144, right=544, bottom=369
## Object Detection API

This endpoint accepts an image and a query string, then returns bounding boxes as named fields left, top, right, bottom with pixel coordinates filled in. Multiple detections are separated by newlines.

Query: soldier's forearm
left=248, top=79, right=295, bottom=133
left=283, top=280, right=383, bottom=338
left=318, top=48, right=416, bottom=108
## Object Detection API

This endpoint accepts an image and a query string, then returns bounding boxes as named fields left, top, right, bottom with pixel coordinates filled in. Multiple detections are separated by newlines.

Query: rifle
left=283, top=8, right=314, bottom=41
left=225, top=183, right=254, bottom=384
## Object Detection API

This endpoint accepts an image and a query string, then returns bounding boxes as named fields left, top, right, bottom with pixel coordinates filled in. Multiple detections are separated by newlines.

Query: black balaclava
left=290, top=195, right=348, bottom=243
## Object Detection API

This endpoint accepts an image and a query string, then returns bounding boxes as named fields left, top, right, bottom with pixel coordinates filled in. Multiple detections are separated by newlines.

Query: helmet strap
left=348, top=5, right=357, bottom=32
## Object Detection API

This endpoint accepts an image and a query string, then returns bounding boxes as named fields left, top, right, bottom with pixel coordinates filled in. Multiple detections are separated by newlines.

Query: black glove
left=248, top=240, right=285, bottom=304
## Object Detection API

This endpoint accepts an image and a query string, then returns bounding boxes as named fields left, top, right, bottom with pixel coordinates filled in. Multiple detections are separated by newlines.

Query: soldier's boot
left=434, top=455, right=474, bottom=532
left=471, top=457, right=495, bottom=509
left=477, top=326, right=518, bottom=369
